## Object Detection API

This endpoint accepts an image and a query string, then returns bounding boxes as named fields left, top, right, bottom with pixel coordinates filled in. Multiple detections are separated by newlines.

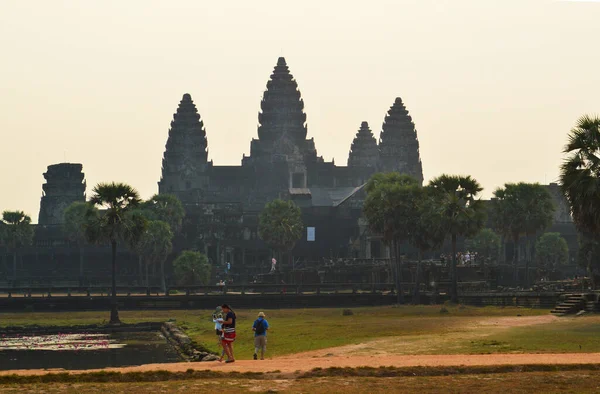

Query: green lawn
left=466, top=315, right=600, bottom=354
left=0, top=305, right=550, bottom=359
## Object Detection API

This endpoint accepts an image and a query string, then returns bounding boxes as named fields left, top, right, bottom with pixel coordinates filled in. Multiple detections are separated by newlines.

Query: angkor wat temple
left=159, top=57, right=423, bottom=203
left=3, top=57, right=577, bottom=288
left=156, top=57, right=424, bottom=272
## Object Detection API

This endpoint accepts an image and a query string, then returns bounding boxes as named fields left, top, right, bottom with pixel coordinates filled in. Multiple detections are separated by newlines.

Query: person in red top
left=220, top=304, right=236, bottom=363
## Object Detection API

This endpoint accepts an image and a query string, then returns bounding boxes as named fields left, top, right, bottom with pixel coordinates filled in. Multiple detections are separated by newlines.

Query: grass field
left=1, top=370, right=600, bottom=393
left=0, top=305, right=549, bottom=359
left=1, top=306, right=600, bottom=359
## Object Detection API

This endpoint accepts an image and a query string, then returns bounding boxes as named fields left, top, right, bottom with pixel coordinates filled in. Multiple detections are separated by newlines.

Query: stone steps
left=551, top=294, right=587, bottom=316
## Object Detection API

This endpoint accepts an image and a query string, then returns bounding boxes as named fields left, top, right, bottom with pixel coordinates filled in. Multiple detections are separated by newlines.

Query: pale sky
left=1, top=0, right=599, bottom=222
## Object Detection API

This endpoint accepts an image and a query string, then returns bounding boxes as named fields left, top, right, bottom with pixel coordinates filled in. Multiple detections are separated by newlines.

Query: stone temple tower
left=348, top=121, right=379, bottom=168
left=378, top=97, right=424, bottom=184
left=158, top=93, right=210, bottom=202
left=38, top=163, right=86, bottom=225
left=244, top=57, right=320, bottom=189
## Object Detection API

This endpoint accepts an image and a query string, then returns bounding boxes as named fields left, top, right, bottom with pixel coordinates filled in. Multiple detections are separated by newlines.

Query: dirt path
left=1, top=353, right=599, bottom=376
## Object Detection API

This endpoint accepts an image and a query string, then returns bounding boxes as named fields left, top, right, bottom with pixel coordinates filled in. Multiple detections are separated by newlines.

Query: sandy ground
left=2, top=353, right=600, bottom=376
left=2, top=314, right=597, bottom=376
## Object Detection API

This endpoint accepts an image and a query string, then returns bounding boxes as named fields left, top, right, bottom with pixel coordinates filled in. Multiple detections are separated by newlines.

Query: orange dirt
left=1, top=353, right=599, bottom=376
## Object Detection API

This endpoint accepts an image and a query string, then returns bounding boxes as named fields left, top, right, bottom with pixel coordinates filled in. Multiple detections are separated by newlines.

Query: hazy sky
left=1, top=0, right=599, bottom=222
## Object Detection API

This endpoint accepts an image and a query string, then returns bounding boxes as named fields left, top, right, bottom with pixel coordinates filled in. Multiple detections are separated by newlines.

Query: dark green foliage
left=0, top=210, right=34, bottom=279
left=258, top=199, right=303, bottom=265
left=535, top=232, right=569, bottom=274
left=466, top=229, right=501, bottom=265
left=0, top=210, right=34, bottom=249
left=560, top=115, right=600, bottom=237
left=173, top=250, right=211, bottom=286
left=86, top=182, right=145, bottom=325
left=428, top=174, right=487, bottom=302
left=363, top=173, right=447, bottom=303
left=63, top=202, right=90, bottom=244
left=491, top=183, right=555, bottom=284
left=139, top=194, right=185, bottom=234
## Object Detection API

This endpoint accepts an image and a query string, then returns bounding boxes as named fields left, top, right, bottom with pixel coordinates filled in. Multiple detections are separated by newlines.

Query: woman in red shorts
left=220, top=304, right=236, bottom=363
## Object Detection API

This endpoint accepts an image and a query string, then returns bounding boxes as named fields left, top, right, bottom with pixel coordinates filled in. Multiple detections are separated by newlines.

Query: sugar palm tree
left=140, top=220, right=173, bottom=292
left=428, top=175, right=486, bottom=303
left=0, top=211, right=34, bottom=280
left=64, top=202, right=91, bottom=286
left=363, top=173, right=421, bottom=304
left=492, top=183, right=554, bottom=285
left=560, top=115, right=600, bottom=287
left=411, top=187, right=445, bottom=303
left=86, top=182, right=145, bottom=325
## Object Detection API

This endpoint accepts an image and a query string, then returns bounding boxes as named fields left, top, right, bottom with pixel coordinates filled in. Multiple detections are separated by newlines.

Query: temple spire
left=378, top=97, right=424, bottom=183
left=257, top=57, right=307, bottom=142
left=158, top=93, right=210, bottom=199
left=348, top=121, right=379, bottom=168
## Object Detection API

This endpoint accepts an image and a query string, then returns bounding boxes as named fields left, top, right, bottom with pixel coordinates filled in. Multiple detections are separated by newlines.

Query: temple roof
left=257, top=57, right=307, bottom=142
left=348, top=121, right=379, bottom=167
left=378, top=97, right=423, bottom=183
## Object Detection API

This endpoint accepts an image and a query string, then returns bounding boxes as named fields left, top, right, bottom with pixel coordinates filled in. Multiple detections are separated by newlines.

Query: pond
left=0, top=331, right=182, bottom=370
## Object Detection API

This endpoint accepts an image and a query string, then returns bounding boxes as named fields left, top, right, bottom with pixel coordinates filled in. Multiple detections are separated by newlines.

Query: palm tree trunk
left=12, top=250, right=17, bottom=281
left=110, top=240, right=120, bottom=325
left=512, top=234, right=519, bottom=284
left=79, top=245, right=85, bottom=287
left=524, top=235, right=531, bottom=288
left=138, top=256, right=143, bottom=286
left=451, top=234, right=458, bottom=303
left=160, top=259, right=166, bottom=294
left=395, top=239, right=403, bottom=304
left=413, top=249, right=422, bottom=304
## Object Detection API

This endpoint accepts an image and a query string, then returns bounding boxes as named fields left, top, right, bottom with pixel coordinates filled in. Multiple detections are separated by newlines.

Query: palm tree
left=86, top=182, right=145, bottom=325
left=0, top=211, right=34, bottom=281
left=411, top=187, right=445, bottom=303
left=363, top=173, right=421, bottom=304
left=560, top=115, right=600, bottom=287
left=64, top=202, right=91, bottom=286
left=428, top=175, right=487, bottom=303
left=492, top=183, right=554, bottom=286
left=140, top=220, right=173, bottom=292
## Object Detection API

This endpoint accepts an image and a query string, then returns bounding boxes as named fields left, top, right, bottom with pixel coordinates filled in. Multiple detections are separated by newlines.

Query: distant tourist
left=212, top=306, right=226, bottom=362
left=252, top=311, right=270, bottom=360
left=270, top=258, right=277, bottom=272
left=220, top=304, right=236, bottom=363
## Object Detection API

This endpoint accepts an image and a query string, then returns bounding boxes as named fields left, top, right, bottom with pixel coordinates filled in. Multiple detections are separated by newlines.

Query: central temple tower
left=243, top=57, right=320, bottom=189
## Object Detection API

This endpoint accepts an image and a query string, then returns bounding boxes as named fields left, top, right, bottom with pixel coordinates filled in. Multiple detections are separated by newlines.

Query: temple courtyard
left=1, top=306, right=600, bottom=393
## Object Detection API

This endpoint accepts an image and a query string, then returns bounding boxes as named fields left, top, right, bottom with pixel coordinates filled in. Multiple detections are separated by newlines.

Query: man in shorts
left=252, top=311, right=269, bottom=360
left=220, top=304, right=236, bottom=363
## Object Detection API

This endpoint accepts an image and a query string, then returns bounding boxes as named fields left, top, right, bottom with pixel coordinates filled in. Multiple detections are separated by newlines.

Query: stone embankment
left=161, top=322, right=218, bottom=362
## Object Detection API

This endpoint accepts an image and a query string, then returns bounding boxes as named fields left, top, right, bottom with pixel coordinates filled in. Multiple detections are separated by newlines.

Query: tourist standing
left=270, top=258, right=277, bottom=272
left=252, top=312, right=270, bottom=360
left=220, top=304, right=236, bottom=363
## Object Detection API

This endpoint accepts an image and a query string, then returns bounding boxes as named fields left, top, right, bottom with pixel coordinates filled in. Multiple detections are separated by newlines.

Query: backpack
left=255, top=319, right=266, bottom=335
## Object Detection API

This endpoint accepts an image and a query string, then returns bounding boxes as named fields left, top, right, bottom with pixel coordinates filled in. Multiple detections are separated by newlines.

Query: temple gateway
left=156, top=57, right=424, bottom=272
